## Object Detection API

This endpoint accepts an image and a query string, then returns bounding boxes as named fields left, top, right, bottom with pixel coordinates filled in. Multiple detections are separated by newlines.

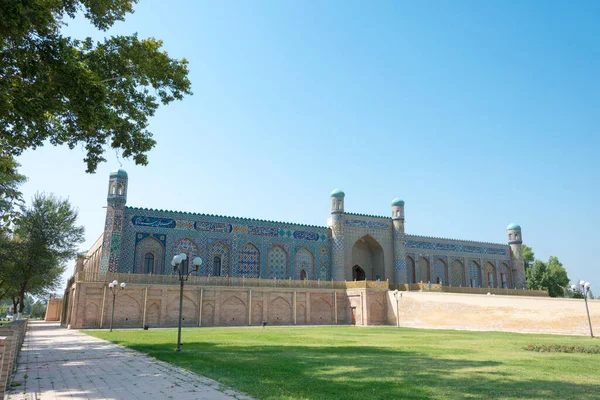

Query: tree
left=0, top=233, right=23, bottom=301
left=30, top=300, right=47, bottom=319
left=0, top=153, right=26, bottom=230
left=525, top=256, right=570, bottom=297
left=1, top=0, right=192, bottom=173
left=12, top=193, right=84, bottom=313
left=522, top=244, right=535, bottom=271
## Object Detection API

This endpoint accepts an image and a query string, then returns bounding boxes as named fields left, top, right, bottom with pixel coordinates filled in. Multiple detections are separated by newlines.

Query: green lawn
left=86, top=326, right=600, bottom=400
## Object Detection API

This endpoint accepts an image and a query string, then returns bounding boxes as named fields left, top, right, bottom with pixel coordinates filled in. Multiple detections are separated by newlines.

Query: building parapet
left=74, top=271, right=389, bottom=290
left=390, top=283, right=548, bottom=297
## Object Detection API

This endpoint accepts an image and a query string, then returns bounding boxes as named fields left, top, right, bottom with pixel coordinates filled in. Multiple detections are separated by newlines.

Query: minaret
left=392, top=198, right=407, bottom=284
left=99, top=168, right=128, bottom=275
left=329, top=189, right=346, bottom=281
left=506, top=223, right=526, bottom=289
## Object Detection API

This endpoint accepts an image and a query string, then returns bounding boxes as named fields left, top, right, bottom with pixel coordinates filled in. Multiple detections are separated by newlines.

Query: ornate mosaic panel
left=345, top=219, right=389, bottom=229
left=499, top=263, right=512, bottom=288
left=417, top=258, right=429, bottom=283
left=484, top=263, right=496, bottom=288
left=433, top=259, right=447, bottom=285
left=405, top=256, right=416, bottom=283
left=134, top=235, right=165, bottom=274
left=268, top=246, right=288, bottom=279
left=295, top=248, right=314, bottom=279
left=237, top=243, right=260, bottom=278
left=394, top=258, right=406, bottom=272
left=173, top=238, right=199, bottom=275
left=469, top=261, right=482, bottom=287
left=450, top=260, right=465, bottom=286
left=407, top=240, right=507, bottom=256
left=206, top=241, right=230, bottom=277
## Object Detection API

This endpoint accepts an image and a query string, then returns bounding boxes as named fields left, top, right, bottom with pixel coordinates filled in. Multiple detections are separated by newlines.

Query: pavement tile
left=5, top=321, right=253, bottom=400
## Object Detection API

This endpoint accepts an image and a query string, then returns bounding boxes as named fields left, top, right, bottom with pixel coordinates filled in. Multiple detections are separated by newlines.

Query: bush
left=524, top=344, right=600, bottom=354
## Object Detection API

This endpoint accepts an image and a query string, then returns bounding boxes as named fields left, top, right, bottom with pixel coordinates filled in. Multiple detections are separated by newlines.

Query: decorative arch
left=268, top=246, right=288, bottom=279
left=146, top=302, right=160, bottom=326
left=238, top=242, right=260, bottom=278
left=167, top=294, right=197, bottom=325
left=135, top=236, right=165, bottom=274
left=499, top=263, right=512, bottom=288
left=220, top=295, right=247, bottom=326
left=417, top=257, right=430, bottom=283
left=432, top=258, right=448, bottom=285
left=351, top=235, right=384, bottom=280
left=484, top=262, right=497, bottom=288
left=469, top=260, right=482, bottom=288
left=173, top=238, right=199, bottom=275
left=207, top=241, right=230, bottom=276
left=295, top=248, right=314, bottom=280
left=269, top=296, right=292, bottom=325
left=115, top=294, right=141, bottom=326
left=450, top=260, right=465, bottom=286
left=406, top=256, right=416, bottom=283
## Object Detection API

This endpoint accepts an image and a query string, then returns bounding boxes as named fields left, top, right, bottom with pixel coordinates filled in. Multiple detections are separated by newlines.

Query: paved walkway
left=6, top=321, right=252, bottom=400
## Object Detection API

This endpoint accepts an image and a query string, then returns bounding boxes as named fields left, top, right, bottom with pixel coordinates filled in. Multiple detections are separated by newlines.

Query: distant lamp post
left=393, top=289, right=403, bottom=327
left=571, top=280, right=594, bottom=338
left=108, top=280, right=127, bottom=332
left=172, top=253, right=202, bottom=352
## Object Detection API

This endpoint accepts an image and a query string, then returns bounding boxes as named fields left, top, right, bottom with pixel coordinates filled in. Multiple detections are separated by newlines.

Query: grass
left=86, top=326, right=600, bottom=400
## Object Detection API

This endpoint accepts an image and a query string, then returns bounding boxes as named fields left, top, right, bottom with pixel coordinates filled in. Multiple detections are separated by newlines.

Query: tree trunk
left=18, top=281, right=27, bottom=313
left=12, top=296, right=19, bottom=314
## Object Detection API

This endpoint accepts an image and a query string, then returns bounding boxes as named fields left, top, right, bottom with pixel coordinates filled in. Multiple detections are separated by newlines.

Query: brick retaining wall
left=0, top=320, right=28, bottom=397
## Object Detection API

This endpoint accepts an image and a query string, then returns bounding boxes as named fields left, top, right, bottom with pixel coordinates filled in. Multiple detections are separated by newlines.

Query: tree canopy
left=522, top=244, right=535, bottom=271
left=1, top=193, right=84, bottom=313
left=1, top=0, right=192, bottom=172
left=526, top=256, right=570, bottom=297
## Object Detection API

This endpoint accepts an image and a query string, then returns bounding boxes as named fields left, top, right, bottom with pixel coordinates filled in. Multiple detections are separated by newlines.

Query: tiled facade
left=95, top=170, right=526, bottom=288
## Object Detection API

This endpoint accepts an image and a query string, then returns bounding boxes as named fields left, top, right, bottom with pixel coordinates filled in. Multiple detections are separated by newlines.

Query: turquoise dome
left=506, top=223, right=521, bottom=230
left=330, top=188, right=345, bottom=198
left=391, top=198, right=405, bottom=207
left=110, top=168, right=128, bottom=178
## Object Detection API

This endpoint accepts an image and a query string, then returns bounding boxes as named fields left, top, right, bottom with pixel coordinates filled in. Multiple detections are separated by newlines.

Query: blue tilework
left=407, top=240, right=507, bottom=256
left=119, top=208, right=331, bottom=280
left=268, top=246, right=288, bottom=279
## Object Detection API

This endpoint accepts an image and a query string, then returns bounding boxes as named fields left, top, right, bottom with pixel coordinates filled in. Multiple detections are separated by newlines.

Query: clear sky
left=17, top=0, right=600, bottom=291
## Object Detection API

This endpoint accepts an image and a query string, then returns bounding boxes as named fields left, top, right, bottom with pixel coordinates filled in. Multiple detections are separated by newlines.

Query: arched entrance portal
left=352, top=265, right=366, bottom=281
left=351, top=235, right=384, bottom=281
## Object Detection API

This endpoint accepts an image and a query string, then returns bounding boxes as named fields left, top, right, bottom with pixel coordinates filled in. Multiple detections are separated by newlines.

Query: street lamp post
left=393, top=289, right=402, bottom=327
left=571, top=280, right=594, bottom=338
left=108, top=280, right=127, bottom=332
left=172, top=253, right=202, bottom=352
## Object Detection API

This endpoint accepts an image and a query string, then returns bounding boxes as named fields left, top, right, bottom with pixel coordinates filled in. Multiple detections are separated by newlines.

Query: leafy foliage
left=522, top=244, right=535, bottom=270
left=526, top=257, right=570, bottom=297
left=0, top=153, right=26, bottom=231
left=3, top=193, right=84, bottom=312
left=0, top=0, right=192, bottom=172
left=30, top=300, right=48, bottom=319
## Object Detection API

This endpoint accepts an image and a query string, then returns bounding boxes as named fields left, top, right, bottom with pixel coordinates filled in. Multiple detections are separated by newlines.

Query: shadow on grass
left=111, top=339, right=600, bottom=400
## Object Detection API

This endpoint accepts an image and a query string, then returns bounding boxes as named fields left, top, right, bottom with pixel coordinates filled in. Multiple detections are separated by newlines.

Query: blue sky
left=17, top=0, right=600, bottom=290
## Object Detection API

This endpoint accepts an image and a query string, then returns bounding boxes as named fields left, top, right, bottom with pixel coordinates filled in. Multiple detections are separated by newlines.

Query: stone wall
left=0, top=320, right=28, bottom=397
left=64, top=282, right=387, bottom=329
left=44, top=299, right=63, bottom=322
left=387, top=291, right=599, bottom=336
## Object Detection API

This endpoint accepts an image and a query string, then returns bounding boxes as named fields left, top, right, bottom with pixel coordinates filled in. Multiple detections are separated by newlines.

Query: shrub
left=524, top=344, right=600, bottom=354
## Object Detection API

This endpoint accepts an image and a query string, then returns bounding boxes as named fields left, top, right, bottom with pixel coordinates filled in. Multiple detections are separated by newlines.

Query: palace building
left=61, top=168, right=529, bottom=330
left=86, top=168, right=526, bottom=288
